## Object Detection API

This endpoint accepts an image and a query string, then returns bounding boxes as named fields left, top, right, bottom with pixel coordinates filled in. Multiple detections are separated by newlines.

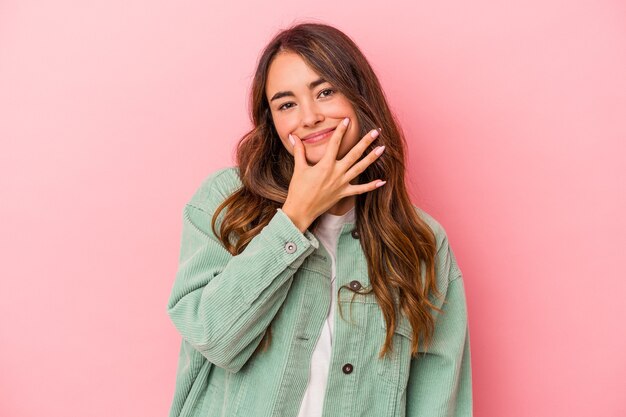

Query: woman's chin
left=304, top=157, right=322, bottom=166
left=303, top=149, right=325, bottom=165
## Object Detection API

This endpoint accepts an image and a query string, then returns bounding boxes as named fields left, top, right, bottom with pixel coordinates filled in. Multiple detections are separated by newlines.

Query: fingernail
left=374, top=145, right=385, bottom=156
left=375, top=180, right=387, bottom=188
left=371, top=130, right=380, bottom=139
left=343, top=117, right=350, bottom=126
left=289, top=134, right=295, bottom=146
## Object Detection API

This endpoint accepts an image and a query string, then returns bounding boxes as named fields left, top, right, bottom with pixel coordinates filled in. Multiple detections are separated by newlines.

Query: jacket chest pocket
left=375, top=312, right=414, bottom=391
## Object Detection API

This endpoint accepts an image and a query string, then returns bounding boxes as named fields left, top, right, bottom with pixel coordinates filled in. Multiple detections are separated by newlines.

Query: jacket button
left=349, top=280, right=362, bottom=291
left=351, top=229, right=360, bottom=239
left=342, top=363, right=354, bottom=374
left=284, top=242, right=297, bottom=254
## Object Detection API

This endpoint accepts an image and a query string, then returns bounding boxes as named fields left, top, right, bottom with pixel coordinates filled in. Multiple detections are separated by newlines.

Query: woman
left=166, top=22, right=472, bottom=417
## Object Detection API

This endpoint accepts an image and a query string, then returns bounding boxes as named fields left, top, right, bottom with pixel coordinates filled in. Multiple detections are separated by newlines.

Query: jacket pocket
left=376, top=312, right=414, bottom=391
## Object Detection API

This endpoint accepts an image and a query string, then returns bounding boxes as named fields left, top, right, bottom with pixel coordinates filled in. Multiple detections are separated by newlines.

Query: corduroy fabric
left=166, top=166, right=473, bottom=417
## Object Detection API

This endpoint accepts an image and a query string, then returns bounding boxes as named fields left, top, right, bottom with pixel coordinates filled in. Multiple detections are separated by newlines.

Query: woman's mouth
left=302, top=128, right=335, bottom=144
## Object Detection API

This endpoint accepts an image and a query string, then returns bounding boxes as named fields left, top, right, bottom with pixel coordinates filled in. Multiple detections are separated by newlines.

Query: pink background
left=1, top=1, right=625, bottom=416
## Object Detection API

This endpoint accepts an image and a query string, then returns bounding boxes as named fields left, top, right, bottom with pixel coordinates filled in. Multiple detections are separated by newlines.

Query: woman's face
left=265, top=51, right=361, bottom=165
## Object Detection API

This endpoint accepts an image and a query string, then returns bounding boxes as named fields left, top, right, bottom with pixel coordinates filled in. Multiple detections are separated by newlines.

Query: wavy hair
left=211, top=22, right=442, bottom=358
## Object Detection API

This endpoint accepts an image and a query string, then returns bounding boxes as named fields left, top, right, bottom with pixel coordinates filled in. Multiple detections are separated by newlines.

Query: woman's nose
left=300, top=100, right=324, bottom=127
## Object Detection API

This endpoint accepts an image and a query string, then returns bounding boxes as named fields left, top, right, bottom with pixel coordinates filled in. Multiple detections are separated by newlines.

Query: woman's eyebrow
left=269, top=78, right=327, bottom=102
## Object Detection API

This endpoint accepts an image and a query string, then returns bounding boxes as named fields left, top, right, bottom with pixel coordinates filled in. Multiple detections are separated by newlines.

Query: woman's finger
left=344, top=144, right=385, bottom=182
left=290, top=133, right=306, bottom=170
left=344, top=179, right=387, bottom=196
left=338, top=128, right=380, bottom=172
left=321, top=117, right=350, bottom=165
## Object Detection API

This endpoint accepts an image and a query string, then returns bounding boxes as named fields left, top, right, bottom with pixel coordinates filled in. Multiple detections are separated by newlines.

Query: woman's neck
left=325, top=195, right=356, bottom=216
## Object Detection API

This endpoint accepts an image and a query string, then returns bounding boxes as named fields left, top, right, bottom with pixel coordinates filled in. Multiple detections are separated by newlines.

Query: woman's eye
left=278, top=102, right=295, bottom=111
left=319, top=88, right=335, bottom=98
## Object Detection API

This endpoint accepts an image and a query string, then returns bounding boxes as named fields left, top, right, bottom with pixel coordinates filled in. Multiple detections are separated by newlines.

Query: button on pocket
left=284, top=242, right=297, bottom=254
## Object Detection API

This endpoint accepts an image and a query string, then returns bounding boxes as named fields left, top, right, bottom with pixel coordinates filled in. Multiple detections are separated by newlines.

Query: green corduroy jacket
left=166, top=166, right=472, bottom=417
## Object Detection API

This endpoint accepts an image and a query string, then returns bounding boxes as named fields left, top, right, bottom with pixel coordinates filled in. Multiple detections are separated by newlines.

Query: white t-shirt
left=296, top=205, right=356, bottom=417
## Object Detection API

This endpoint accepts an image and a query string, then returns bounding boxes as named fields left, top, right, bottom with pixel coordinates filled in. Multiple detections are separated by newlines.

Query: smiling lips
left=301, top=127, right=336, bottom=143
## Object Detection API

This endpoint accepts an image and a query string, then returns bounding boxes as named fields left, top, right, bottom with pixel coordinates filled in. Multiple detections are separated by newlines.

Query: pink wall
left=1, top=1, right=625, bottom=416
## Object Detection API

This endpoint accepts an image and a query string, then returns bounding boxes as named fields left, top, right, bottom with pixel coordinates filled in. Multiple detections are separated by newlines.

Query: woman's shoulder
left=413, top=205, right=447, bottom=244
left=186, top=165, right=242, bottom=213
left=413, top=204, right=463, bottom=284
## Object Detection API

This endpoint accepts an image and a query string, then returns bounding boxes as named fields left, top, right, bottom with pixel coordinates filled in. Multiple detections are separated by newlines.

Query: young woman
left=166, top=22, right=472, bottom=417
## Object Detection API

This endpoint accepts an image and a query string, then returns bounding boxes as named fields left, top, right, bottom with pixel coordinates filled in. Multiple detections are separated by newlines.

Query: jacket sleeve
left=405, top=232, right=473, bottom=417
left=166, top=172, right=319, bottom=373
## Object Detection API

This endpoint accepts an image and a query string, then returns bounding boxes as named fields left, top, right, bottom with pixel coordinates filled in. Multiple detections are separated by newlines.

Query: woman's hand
left=281, top=117, right=386, bottom=232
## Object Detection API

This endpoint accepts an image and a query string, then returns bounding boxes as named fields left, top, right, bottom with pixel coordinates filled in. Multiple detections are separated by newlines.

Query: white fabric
left=296, top=205, right=356, bottom=417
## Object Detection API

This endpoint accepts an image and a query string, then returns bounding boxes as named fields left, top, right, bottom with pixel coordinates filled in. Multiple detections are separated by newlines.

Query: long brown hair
left=211, top=22, right=442, bottom=358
